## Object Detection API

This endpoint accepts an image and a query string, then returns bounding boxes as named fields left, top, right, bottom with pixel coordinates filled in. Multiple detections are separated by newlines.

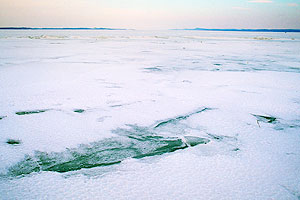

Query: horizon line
left=0, top=27, right=300, bottom=32
left=0, top=27, right=130, bottom=30
left=173, top=28, right=300, bottom=33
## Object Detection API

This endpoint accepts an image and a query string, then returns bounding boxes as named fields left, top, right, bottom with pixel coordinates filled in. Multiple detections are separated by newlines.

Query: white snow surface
left=0, top=30, right=300, bottom=199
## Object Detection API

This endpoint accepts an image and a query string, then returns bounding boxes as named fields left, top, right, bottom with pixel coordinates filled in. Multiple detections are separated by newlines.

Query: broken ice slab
left=0, top=116, right=7, bottom=120
left=143, top=66, right=164, bottom=72
left=144, top=67, right=162, bottom=71
left=154, top=107, right=212, bottom=128
left=6, top=139, right=22, bottom=145
left=6, top=108, right=215, bottom=176
left=183, top=136, right=210, bottom=147
left=74, top=109, right=85, bottom=113
left=7, top=126, right=209, bottom=176
left=252, top=114, right=277, bottom=123
left=15, top=109, right=48, bottom=115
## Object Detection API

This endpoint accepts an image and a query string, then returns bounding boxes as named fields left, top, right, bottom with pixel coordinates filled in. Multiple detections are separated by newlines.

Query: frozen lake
left=0, top=30, right=300, bottom=199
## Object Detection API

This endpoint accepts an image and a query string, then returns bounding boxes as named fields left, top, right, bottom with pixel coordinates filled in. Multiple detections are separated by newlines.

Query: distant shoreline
left=0, top=27, right=128, bottom=30
left=1, top=27, right=300, bottom=32
left=175, top=28, right=300, bottom=33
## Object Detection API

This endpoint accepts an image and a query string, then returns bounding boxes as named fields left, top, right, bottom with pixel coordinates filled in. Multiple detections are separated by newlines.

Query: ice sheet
left=0, top=30, right=300, bottom=200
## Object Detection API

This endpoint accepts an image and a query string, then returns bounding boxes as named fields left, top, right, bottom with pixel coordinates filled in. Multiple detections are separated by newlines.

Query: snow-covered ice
left=0, top=30, right=300, bottom=199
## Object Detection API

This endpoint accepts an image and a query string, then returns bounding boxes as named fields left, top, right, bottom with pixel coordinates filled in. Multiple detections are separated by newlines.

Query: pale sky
left=0, top=0, right=299, bottom=29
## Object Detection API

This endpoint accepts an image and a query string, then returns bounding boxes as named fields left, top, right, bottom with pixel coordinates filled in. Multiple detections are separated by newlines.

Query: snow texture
left=0, top=30, right=300, bottom=200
